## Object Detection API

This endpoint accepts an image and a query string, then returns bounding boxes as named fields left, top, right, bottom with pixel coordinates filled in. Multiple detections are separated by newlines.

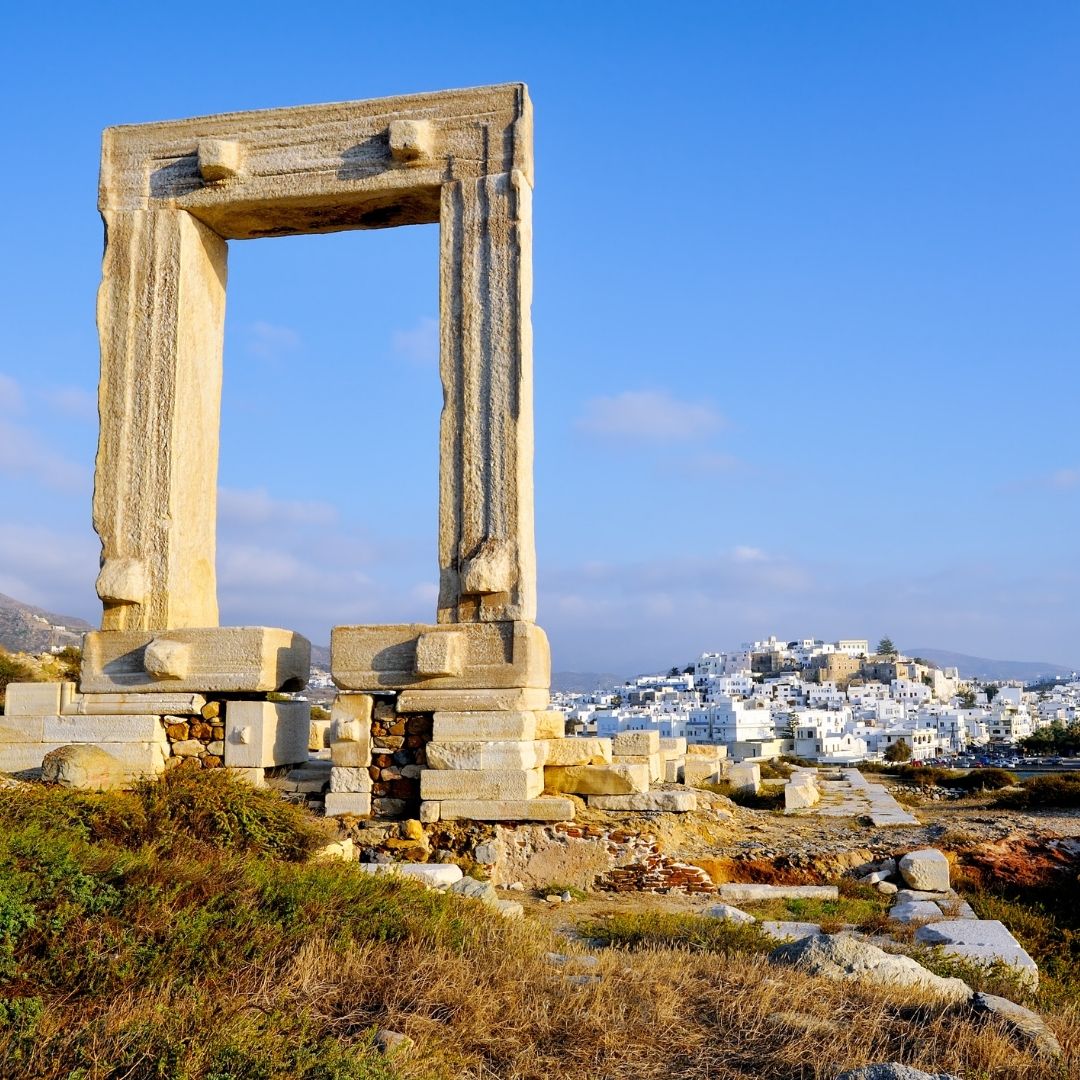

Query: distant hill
left=906, top=647, right=1077, bottom=684
left=551, top=671, right=627, bottom=694
left=311, top=644, right=331, bottom=668
left=0, top=593, right=92, bottom=654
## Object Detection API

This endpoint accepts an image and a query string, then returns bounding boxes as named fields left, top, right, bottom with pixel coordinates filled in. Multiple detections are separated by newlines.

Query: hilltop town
left=554, top=636, right=1080, bottom=766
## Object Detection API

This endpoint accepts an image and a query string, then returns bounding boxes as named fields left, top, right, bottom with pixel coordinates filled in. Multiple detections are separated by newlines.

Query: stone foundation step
left=429, top=796, right=575, bottom=822
left=270, top=760, right=332, bottom=794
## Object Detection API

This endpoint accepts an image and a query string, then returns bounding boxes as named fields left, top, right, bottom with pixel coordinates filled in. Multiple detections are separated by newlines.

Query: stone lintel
left=330, top=620, right=549, bottom=691
left=80, top=628, right=310, bottom=693
left=100, top=84, right=533, bottom=236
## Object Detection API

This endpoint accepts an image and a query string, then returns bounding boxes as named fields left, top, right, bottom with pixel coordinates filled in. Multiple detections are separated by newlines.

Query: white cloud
left=0, top=522, right=98, bottom=614
left=218, top=486, right=339, bottom=527
left=1049, top=468, right=1080, bottom=490
left=392, top=316, right=439, bottom=366
left=0, top=418, right=91, bottom=492
left=577, top=390, right=724, bottom=441
left=733, top=545, right=767, bottom=562
left=246, top=321, right=302, bottom=360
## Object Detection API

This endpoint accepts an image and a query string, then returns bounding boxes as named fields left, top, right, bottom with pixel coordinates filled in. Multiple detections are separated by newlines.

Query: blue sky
left=1, top=3, right=1078, bottom=672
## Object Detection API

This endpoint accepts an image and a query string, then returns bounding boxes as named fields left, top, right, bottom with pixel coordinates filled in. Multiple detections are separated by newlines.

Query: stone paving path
left=805, top=769, right=919, bottom=826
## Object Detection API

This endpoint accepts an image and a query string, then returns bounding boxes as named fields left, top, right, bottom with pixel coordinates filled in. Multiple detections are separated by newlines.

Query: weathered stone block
left=0, top=716, right=46, bottom=743
left=730, top=762, right=761, bottom=793
left=330, top=766, right=373, bottom=793
left=398, top=688, right=548, bottom=713
left=899, top=848, right=951, bottom=893
left=64, top=690, right=207, bottom=716
left=43, top=714, right=167, bottom=746
left=324, top=792, right=372, bottom=817
left=544, top=763, right=649, bottom=795
left=588, top=790, right=697, bottom=812
left=331, top=621, right=549, bottom=691
left=80, top=628, right=311, bottom=693
left=659, top=736, right=687, bottom=755
left=664, top=757, right=685, bottom=783
left=436, top=797, right=575, bottom=822
left=533, top=710, right=566, bottom=739
left=420, top=766, right=543, bottom=801
left=330, top=740, right=369, bottom=767
left=4, top=682, right=63, bottom=716
left=431, top=711, right=536, bottom=741
left=612, top=730, right=660, bottom=756
left=612, top=751, right=662, bottom=783
left=541, top=737, right=612, bottom=767
left=682, top=757, right=720, bottom=786
left=425, top=739, right=540, bottom=771
left=223, top=700, right=310, bottom=768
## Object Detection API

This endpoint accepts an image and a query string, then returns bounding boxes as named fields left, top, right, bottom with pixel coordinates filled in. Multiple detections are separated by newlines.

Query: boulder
left=835, top=1066, right=960, bottom=1080
left=969, top=992, right=1062, bottom=1058
left=41, top=744, right=128, bottom=790
left=770, top=933, right=972, bottom=1003
left=358, top=862, right=462, bottom=888
left=898, top=849, right=950, bottom=892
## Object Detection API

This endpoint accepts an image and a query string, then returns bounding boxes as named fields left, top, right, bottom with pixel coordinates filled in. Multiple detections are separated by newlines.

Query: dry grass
left=0, top=774, right=1076, bottom=1079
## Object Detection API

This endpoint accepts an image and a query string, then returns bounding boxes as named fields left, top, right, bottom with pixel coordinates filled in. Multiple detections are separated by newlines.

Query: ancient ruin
left=1, top=84, right=687, bottom=821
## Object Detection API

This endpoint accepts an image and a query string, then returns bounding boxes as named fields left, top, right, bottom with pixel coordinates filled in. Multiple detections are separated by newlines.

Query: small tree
left=958, top=688, right=977, bottom=709
left=667, top=666, right=680, bottom=678
left=985, top=685, right=999, bottom=704
left=885, top=738, right=912, bottom=762
left=877, top=637, right=897, bottom=657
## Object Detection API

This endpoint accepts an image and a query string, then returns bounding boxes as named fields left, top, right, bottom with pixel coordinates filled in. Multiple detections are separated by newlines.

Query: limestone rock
left=835, top=1066, right=961, bottom=1080
left=359, top=862, right=463, bottom=888
left=374, top=1030, right=414, bottom=1057
left=588, top=790, right=697, bottom=812
left=969, top=992, right=1062, bottom=1058
left=41, top=744, right=128, bottom=790
left=544, top=763, right=649, bottom=795
left=704, top=903, right=755, bottom=924
left=898, top=849, right=950, bottom=892
left=541, top=737, right=612, bottom=766
left=770, top=933, right=972, bottom=1003
left=761, top=921, right=822, bottom=941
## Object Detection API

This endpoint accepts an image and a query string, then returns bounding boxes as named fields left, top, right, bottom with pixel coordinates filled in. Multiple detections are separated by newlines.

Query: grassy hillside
left=0, top=772, right=1074, bottom=1079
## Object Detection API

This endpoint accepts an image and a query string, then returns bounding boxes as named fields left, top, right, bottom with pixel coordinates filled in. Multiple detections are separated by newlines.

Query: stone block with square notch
left=80, top=628, right=310, bottom=693
left=223, top=700, right=310, bottom=768
left=331, top=620, right=548, bottom=691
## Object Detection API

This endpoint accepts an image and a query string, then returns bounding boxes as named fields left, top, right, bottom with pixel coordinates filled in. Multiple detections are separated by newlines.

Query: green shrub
left=952, top=767, right=1017, bottom=791
left=996, top=771, right=1080, bottom=809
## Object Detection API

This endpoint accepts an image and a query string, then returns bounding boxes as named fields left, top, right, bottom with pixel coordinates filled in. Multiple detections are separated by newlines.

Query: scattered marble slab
left=915, top=920, right=1038, bottom=987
